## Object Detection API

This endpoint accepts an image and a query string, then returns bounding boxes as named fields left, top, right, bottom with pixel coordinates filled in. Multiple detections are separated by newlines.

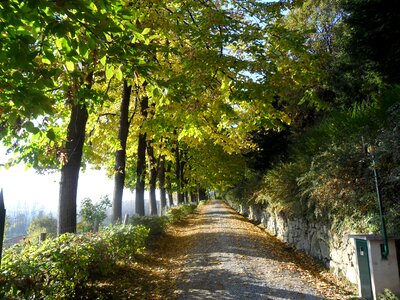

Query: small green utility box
left=350, top=235, right=400, bottom=300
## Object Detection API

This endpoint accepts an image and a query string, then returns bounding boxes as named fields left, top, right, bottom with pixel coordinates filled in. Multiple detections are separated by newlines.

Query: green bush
left=225, top=86, right=400, bottom=233
left=166, top=204, right=197, bottom=223
left=378, top=289, right=399, bottom=300
left=0, top=224, right=149, bottom=299
left=27, top=214, right=58, bottom=241
left=128, top=204, right=198, bottom=237
left=78, top=195, right=111, bottom=233
left=100, top=225, right=149, bottom=259
left=130, top=216, right=168, bottom=236
left=256, top=161, right=308, bottom=217
left=223, top=171, right=262, bottom=205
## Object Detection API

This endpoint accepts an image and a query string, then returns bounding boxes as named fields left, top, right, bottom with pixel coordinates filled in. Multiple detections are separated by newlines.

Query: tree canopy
left=2, top=0, right=398, bottom=232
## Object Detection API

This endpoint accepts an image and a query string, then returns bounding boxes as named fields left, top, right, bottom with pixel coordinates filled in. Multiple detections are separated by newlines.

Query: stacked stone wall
left=228, top=201, right=359, bottom=285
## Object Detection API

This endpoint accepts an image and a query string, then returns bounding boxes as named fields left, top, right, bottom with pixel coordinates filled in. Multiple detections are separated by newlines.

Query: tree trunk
left=0, top=190, right=5, bottom=264
left=159, top=156, right=167, bottom=213
left=190, top=192, right=197, bottom=204
left=180, top=158, right=186, bottom=203
left=113, top=80, right=132, bottom=223
left=147, top=141, right=157, bottom=216
left=175, top=145, right=184, bottom=204
left=166, top=161, right=174, bottom=207
left=58, top=102, right=88, bottom=234
left=135, top=94, right=148, bottom=216
left=168, top=191, right=174, bottom=206
left=199, top=187, right=208, bottom=201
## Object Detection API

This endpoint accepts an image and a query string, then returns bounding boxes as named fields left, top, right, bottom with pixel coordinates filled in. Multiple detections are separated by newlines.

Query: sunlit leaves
left=0, top=0, right=308, bottom=194
left=65, top=61, right=75, bottom=72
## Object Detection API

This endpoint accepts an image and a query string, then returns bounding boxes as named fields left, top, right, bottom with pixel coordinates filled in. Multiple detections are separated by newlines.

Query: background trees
left=2, top=0, right=398, bottom=235
left=78, top=196, right=111, bottom=232
left=27, top=214, right=57, bottom=240
left=342, top=0, right=400, bottom=83
left=225, top=0, right=400, bottom=235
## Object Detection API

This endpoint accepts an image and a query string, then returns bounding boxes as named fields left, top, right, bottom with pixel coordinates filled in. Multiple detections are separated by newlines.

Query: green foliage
left=257, top=162, right=308, bottom=217
left=378, top=289, right=399, bottom=300
left=0, top=225, right=149, bottom=299
left=226, top=85, right=400, bottom=233
left=78, top=196, right=111, bottom=233
left=129, top=203, right=198, bottom=237
left=100, top=225, right=149, bottom=260
left=342, top=0, right=400, bottom=83
left=4, top=215, right=10, bottom=240
left=165, top=204, right=197, bottom=224
left=223, top=171, right=263, bottom=206
left=130, top=216, right=168, bottom=236
left=26, top=214, right=57, bottom=240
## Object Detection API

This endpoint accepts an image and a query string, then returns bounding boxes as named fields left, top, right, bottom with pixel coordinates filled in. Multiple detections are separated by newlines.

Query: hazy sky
left=0, top=145, right=123, bottom=214
left=1, top=145, right=160, bottom=218
left=0, top=164, right=121, bottom=214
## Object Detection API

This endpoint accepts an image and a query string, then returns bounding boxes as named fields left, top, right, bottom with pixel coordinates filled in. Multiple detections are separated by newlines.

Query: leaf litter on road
left=83, top=201, right=356, bottom=299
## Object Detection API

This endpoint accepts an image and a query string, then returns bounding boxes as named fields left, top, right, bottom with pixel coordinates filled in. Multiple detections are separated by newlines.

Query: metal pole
left=371, top=154, right=389, bottom=259
left=0, top=189, right=6, bottom=266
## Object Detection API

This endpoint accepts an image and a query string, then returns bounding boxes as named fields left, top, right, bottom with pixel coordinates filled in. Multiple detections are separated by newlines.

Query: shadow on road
left=175, top=200, right=326, bottom=299
left=177, top=267, right=323, bottom=300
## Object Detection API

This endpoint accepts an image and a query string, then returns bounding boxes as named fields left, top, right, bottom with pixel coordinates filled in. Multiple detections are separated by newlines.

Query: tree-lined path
left=172, top=201, right=352, bottom=299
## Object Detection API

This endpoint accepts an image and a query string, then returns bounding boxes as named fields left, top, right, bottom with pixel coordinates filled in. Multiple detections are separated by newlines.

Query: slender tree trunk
left=180, top=158, right=186, bottom=203
left=112, top=80, right=132, bottom=223
left=196, top=185, right=201, bottom=202
left=58, top=102, right=88, bottom=234
left=166, top=162, right=173, bottom=207
left=159, top=156, right=167, bottom=213
left=199, top=187, right=208, bottom=201
left=190, top=192, right=197, bottom=203
left=175, top=144, right=184, bottom=204
left=168, top=191, right=174, bottom=206
left=186, top=192, right=190, bottom=203
left=135, top=94, right=148, bottom=216
left=147, top=141, right=157, bottom=216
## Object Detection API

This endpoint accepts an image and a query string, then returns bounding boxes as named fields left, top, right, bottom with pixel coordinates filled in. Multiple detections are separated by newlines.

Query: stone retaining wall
left=227, top=200, right=359, bottom=285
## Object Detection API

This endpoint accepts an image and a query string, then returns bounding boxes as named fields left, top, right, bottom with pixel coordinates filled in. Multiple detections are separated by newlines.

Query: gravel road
left=175, top=200, right=325, bottom=300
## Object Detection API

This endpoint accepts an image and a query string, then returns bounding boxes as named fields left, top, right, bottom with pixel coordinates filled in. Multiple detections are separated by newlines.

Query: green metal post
left=0, top=189, right=6, bottom=266
left=371, top=155, right=389, bottom=259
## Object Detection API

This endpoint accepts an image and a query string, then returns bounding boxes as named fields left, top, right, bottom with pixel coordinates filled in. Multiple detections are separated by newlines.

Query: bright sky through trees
left=0, top=0, right=281, bottom=217
left=0, top=146, right=119, bottom=214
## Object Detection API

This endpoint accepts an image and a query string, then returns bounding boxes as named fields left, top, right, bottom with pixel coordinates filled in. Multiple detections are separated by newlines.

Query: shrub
left=224, top=86, right=400, bottom=233
left=99, top=225, right=149, bottom=260
left=166, top=204, right=197, bottom=223
left=256, top=161, right=308, bottom=217
left=78, top=195, right=111, bottom=233
left=0, top=224, right=150, bottom=299
left=378, top=289, right=399, bottom=300
left=26, top=214, right=58, bottom=241
left=128, top=204, right=198, bottom=238
left=130, top=216, right=168, bottom=236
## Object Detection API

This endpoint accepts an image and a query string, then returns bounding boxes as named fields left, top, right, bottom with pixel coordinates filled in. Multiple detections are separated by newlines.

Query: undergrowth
left=0, top=225, right=149, bottom=299
left=225, top=85, right=400, bottom=234
left=0, top=203, right=198, bottom=299
left=130, top=203, right=198, bottom=235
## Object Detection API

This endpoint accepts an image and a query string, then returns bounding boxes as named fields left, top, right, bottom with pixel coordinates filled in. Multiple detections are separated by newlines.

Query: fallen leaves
left=81, top=201, right=356, bottom=299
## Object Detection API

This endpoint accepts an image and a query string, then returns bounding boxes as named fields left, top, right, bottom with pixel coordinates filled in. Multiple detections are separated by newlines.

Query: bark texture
left=175, top=144, right=184, bottom=204
left=112, top=80, right=132, bottom=223
left=159, top=156, right=167, bottom=213
left=58, top=102, right=88, bottom=234
left=147, top=141, right=157, bottom=216
left=135, top=94, right=148, bottom=216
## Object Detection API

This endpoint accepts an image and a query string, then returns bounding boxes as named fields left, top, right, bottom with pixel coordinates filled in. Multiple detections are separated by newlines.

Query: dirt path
left=172, top=200, right=354, bottom=300
left=85, top=200, right=354, bottom=299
